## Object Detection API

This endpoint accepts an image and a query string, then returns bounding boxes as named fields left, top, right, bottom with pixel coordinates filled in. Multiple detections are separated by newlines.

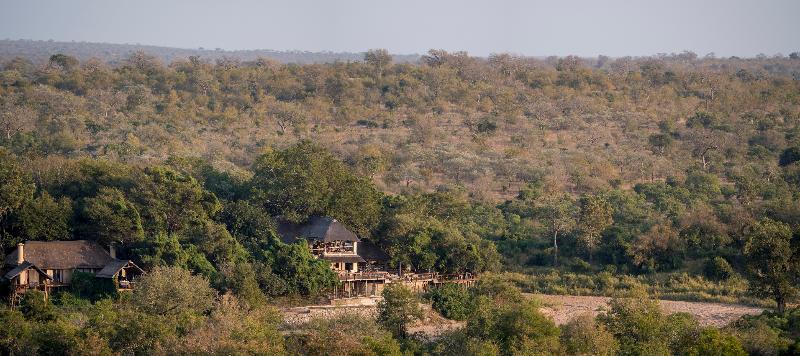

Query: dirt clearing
left=534, top=294, right=764, bottom=327
left=282, top=294, right=765, bottom=338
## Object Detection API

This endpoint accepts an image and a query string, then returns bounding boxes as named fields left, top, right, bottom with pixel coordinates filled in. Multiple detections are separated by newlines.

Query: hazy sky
left=1, top=0, right=798, bottom=57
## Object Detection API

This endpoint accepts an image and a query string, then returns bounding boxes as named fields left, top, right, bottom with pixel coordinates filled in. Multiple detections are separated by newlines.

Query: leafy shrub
left=569, top=257, right=592, bottom=272
left=70, top=271, right=118, bottom=301
left=704, top=257, right=734, bottom=281
left=132, top=266, right=216, bottom=316
left=729, top=316, right=793, bottom=356
left=502, top=271, right=758, bottom=306
left=465, top=297, right=560, bottom=355
left=286, top=314, right=399, bottom=356
left=684, top=328, right=746, bottom=356
left=19, top=290, right=56, bottom=322
left=474, top=117, right=498, bottom=135
left=377, top=284, right=423, bottom=339
left=0, top=308, right=31, bottom=354
left=427, top=283, right=471, bottom=320
left=598, top=296, right=671, bottom=355
left=779, top=146, right=800, bottom=166
left=0, top=279, right=10, bottom=302
left=355, top=119, right=379, bottom=128
left=166, top=300, right=285, bottom=354
left=52, top=291, right=92, bottom=309
left=560, top=314, right=619, bottom=356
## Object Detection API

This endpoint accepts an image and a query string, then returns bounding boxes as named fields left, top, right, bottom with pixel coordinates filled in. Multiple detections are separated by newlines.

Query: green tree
left=43, top=159, right=134, bottom=202
left=364, top=49, right=392, bottom=79
left=270, top=240, right=337, bottom=296
left=19, top=290, right=56, bottom=322
left=560, top=314, right=619, bottom=356
left=648, top=133, right=674, bottom=155
left=169, top=301, right=285, bottom=354
left=286, top=314, right=401, bottom=356
left=464, top=292, right=560, bottom=355
left=685, top=328, right=746, bottom=356
left=250, top=141, right=382, bottom=236
left=377, top=284, right=423, bottom=339
left=598, top=296, right=670, bottom=355
left=685, top=170, right=722, bottom=199
left=132, top=266, right=216, bottom=316
left=183, top=220, right=246, bottom=267
left=131, top=166, right=220, bottom=235
left=217, top=200, right=276, bottom=258
left=536, top=193, right=577, bottom=266
left=495, top=300, right=561, bottom=355
left=428, top=283, right=471, bottom=320
left=70, top=270, right=118, bottom=301
left=80, top=187, right=144, bottom=247
left=0, top=149, right=34, bottom=222
left=729, top=317, right=793, bottom=356
left=704, top=256, right=734, bottom=281
left=0, top=307, right=31, bottom=355
left=49, top=54, right=80, bottom=71
left=577, top=195, right=613, bottom=262
left=218, top=262, right=268, bottom=308
left=29, top=320, right=85, bottom=356
left=13, top=192, right=73, bottom=242
left=87, top=302, right=176, bottom=355
left=779, top=146, right=800, bottom=166
left=743, top=218, right=799, bottom=314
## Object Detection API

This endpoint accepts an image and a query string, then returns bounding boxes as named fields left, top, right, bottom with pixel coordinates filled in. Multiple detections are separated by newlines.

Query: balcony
left=337, top=271, right=390, bottom=281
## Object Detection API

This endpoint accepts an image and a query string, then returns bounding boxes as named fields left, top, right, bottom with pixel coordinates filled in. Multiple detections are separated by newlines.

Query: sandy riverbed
left=281, top=294, right=765, bottom=338
left=533, top=294, right=764, bottom=327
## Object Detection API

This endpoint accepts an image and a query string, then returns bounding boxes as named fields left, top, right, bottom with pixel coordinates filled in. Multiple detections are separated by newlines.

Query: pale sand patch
left=534, top=294, right=764, bottom=327
left=281, top=294, right=765, bottom=339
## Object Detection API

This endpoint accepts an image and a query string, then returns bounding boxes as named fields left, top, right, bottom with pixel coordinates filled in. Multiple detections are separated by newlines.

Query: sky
left=1, top=0, right=798, bottom=57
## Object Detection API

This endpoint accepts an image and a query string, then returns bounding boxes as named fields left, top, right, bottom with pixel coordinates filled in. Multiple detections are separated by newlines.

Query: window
left=53, top=270, right=63, bottom=283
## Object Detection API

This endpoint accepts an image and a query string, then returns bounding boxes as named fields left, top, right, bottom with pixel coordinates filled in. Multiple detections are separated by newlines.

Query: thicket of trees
left=4, top=268, right=798, bottom=355
left=0, top=140, right=502, bottom=304
left=1, top=48, right=800, bottom=354
left=420, top=278, right=799, bottom=355
left=2, top=49, right=800, bottom=303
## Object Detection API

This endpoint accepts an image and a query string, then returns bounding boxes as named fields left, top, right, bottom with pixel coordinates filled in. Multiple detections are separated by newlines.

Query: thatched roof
left=357, top=240, right=390, bottom=262
left=4, top=240, right=114, bottom=270
left=277, top=216, right=360, bottom=243
left=96, top=260, right=144, bottom=278
left=3, top=261, right=52, bottom=280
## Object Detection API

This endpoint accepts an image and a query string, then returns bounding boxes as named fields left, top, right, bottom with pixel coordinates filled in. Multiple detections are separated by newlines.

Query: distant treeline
left=0, top=39, right=422, bottom=65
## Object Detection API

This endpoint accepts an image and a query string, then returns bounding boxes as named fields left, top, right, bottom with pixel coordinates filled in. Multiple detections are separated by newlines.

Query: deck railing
left=336, top=271, right=477, bottom=283
left=118, top=280, right=135, bottom=290
left=337, top=271, right=390, bottom=281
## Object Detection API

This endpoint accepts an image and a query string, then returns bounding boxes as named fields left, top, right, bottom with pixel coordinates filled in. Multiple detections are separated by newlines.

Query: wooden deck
left=329, top=272, right=478, bottom=300
left=337, top=271, right=391, bottom=281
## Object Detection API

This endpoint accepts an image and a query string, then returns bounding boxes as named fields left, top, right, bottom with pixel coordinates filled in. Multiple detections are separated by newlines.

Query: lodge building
left=2, top=240, right=144, bottom=305
left=2, top=217, right=475, bottom=304
left=277, top=216, right=476, bottom=299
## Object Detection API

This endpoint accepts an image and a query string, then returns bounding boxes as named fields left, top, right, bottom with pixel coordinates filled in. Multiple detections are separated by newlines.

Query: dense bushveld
left=1, top=48, right=800, bottom=354
left=2, top=269, right=799, bottom=355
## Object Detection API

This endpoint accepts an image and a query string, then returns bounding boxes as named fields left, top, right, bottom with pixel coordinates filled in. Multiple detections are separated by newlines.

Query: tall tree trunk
left=776, top=294, right=786, bottom=314
left=553, top=230, right=559, bottom=266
